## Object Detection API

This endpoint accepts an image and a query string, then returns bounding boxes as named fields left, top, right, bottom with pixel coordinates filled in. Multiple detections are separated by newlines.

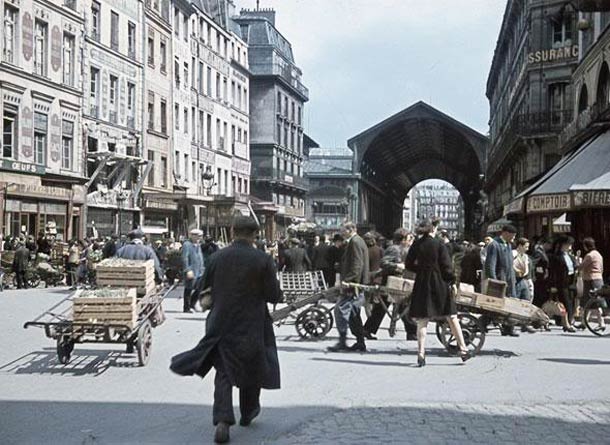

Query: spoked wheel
left=56, top=337, right=74, bottom=365
left=295, top=307, right=333, bottom=340
left=583, top=298, right=610, bottom=337
left=436, top=312, right=485, bottom=355
left=136, top=320, right=153, bottom=366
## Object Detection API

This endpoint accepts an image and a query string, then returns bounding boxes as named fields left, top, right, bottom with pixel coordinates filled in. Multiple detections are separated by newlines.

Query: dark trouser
left=364, top=296, right=417, bottom=336
left=65, top=263, right=77, bottom=286
left=533, top=277, right=548, bottom=308
left=335, top=294, right=365, bottom=342
left=183, top=278, right=195, bottom=311
left=15, top=270, right=26, bottom=289
left=323, top=268, right=335, bottom=288
left=213, top=367, right=261, bottom=426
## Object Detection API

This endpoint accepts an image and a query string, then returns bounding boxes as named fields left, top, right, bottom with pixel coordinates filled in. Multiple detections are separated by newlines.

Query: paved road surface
left=1, top=286, right=609, bottom=444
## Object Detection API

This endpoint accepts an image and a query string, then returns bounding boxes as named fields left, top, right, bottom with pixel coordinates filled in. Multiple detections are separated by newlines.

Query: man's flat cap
left=233, top=215, right=260, bottom=231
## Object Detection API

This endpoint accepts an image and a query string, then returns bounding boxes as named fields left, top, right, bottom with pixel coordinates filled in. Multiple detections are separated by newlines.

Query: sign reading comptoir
left=527, top=194, right=572, bottom=213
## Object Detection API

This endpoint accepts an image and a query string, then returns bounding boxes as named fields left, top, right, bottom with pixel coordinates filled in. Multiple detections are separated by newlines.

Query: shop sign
left=0, top=159, right=45, bottom=174
left=284, top=175, right=294, bottom=184
left=528, top=45, right=578, bottom=64
left=8, top=183, right=72, bottom=201
left=573, top=190, right=610, bottom=208
left=503, top=197, right=524, bottom=215
left=527, top=194, right=571, bottom=213
left=87, top=190, right=136, bottom=209
left=144, top=199, right=178, bottom=211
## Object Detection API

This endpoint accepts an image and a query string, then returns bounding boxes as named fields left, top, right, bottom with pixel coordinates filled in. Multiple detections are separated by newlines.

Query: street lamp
left=116, top=187, right=130, bottom=238
left=201, top=166, right=216, bottom=236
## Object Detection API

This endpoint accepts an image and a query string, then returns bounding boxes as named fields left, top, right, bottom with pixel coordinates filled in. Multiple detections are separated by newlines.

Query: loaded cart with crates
left=24, top=259, right=175, bottom=366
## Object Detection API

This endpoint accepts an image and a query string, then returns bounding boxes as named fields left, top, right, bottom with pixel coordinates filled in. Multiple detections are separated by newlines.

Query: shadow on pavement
left=2, top=400, right=609, bottom=444
left=0, top=347, right=139, bottom=377
left=540, top=358, right=610, bottom=366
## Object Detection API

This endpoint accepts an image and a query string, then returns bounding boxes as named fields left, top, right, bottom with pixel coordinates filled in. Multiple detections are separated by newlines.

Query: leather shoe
left=521, top=325, right=536, bottom=334
left=327, top=341, right=349, bottom=352
left=348, top=341, right=366, bottom=352
left=363, top=330, right=377, bottom=340
left=214, top=422, right=230, bottom=444
left=406, top=333, right=418, bottom=341
left=240, top=406, right=261, bottom=427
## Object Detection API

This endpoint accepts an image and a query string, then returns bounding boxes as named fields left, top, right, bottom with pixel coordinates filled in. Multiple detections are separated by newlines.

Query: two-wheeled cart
left=24, top=284, right=175, bottom=366
left=270, top=271, right=340, bottom=340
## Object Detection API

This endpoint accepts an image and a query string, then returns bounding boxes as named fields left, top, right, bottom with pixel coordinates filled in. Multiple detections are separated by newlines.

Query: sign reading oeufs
left=0, top=159, right=45, bottom=174
left=528, top=45, right=579, bottom=64
left=527, top=194, right=572, bottom=213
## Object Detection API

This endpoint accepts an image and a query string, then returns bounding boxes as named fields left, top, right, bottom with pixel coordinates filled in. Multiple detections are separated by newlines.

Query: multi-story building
left=140, top=0, right=175, bottom=235
left=1, top=0, right=87, bottom=241
left=485, top=1, right=581, bottom=233
left=182, top=0, right=251, bottom=240
left=235, top=8, right=309, bottom=234
left=82, top=0, right=146, bottom=237
left=414, top=183, right=463, bottom=240
left=305, top=147, right=360, bottom=234
left=402, top=192, right=415, bottom=233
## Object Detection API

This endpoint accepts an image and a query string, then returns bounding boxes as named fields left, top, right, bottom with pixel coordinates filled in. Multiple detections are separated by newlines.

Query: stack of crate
left=72, top=288, right=138, bottom=328
left=96, top=259, right=155, bottom=296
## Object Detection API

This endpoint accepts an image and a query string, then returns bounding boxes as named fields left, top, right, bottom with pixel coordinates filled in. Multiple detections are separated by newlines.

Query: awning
left=487, top=217, right=513, bottom=234
left=552, top=213, right=571, bottom=233
left=525, top=129, right=610, bottom=213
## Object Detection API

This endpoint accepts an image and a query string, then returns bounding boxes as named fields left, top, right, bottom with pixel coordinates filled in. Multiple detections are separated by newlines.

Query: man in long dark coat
left=170, top=216, right=281, bottom=444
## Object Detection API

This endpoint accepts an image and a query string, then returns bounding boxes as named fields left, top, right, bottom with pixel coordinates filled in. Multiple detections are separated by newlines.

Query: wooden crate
left=503, top=297, right=536, bottom=319
left=483, top=279, right=507, bottom=298
left=72, top=288, right=138, bottom=328
left=386, top=276, right=414, bottom=294
left=96, top=259, right=155, bottom=295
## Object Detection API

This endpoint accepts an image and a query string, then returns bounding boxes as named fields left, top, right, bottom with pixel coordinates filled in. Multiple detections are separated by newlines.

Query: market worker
left=116, top=228, right=163, bottom=281
left=170, top=216, right=281, bottom=444
left=182, top=228, right=204, bottom=313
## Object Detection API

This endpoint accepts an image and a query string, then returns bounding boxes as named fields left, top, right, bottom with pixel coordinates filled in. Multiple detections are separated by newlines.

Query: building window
left=174, top=8, right=179, bottom=37
left=184, top=62, right=189, bottom=89
left=127, top=82, right=136, bottom=126
left=91, top=2, right=100, bottom=41
left=110, top=11, right=119, bottom=50
left=34, top=112, right=47, bottom=165
left=64, top=0, right=77, bottom=11
left=192, top=107, right=197, bottom=142
left=207, top=67, right=212, bottom=96
left=174, top=103, right=180, bottom=130
left=206, top=113, right=212, bottom=146
left=128, top=22, right=136, bottom=58
left=61, top=120, right=73, bottom=170
left=147, top=91, right=155, bottom=130
left=148, top=34, right=155, bottom=66
left=160, top=40, right=167, bottom=73
left=216, top=73, right=221, bottom=99
left=160, top=99, right=167, bottom=134
left=109, top=75, right=118, bottom=123
left=90, top=67, right=100, bottom=116
left=277, top=122, right=282, bottom=145
left=147, top=150, right=155, bottom=186
left=198, top=110, right=204, bottom=144
left=216, top=118, right=221, bottom=149
left=34, top=20, right=48, bottom=76
left=277, top=92, right=282, bottom=113
left=174, top=60, right=180, bottom=87
left=160, top=156, right=167, bottom=187
left=298, top=106, right=302, bottom=125
left=2, top=108, right=17, bottom=159
left=578, top=84, right=588, bottom=114
left=3, top=6, right=17, bottom=64
left=62, top=33, right=75, bottom=86
left=184, top=154, right=189, bottom=180
left=223, top=77, right=228, bottom=102
left=552, top=16, right=573, bottom=48
left=183, top=14, right=188, bottom=41
left=183, top=107, right=188, bottom=134
left=198, top=62, right=204, bottom=93
left=237, top=85, right=242, bottom=108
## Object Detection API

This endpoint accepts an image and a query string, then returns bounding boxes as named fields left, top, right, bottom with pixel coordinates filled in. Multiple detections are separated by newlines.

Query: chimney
left=240, top=8, right=276, bottom=26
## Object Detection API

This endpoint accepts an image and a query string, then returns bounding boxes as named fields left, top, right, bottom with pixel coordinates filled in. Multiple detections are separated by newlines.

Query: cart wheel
left=295, top=307, right=333, bottom=340
left=435, top=312, right=485, bottom=355
left=136, top=321, right=153, bottom=366
left=28, top=272, right=41, bottom=289
left=56, top=338, right=74, bottom=365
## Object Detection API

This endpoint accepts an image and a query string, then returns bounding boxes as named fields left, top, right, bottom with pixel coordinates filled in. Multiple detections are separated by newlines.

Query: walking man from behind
left=182, top=229, right=204, bottom=313
left=170, top=216, right=281, bottom=443
left=328, top=222, right=370, bottom=352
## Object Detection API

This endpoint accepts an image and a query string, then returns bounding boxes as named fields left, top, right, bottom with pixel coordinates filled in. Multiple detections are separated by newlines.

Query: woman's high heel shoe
left=417, top=354, right=426, bottom=367
left=460, top=350, right=472, bottom=363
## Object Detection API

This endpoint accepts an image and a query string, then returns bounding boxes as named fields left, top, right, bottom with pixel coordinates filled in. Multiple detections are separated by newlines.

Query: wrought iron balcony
left=254, top=167, right=309, bottom=189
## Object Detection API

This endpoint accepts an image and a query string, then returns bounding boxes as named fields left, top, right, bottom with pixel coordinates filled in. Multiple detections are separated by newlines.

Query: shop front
left=1, top=178, right=86, bottom=242
left=141, top=195, right=179, bottom=239
left=86, top=189, right=139, bottom=238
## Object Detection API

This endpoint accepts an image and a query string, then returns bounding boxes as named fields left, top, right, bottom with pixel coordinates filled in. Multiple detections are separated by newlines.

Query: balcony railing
left=254, top=167, right=308, bottom=189
left=249, top=62, right=309, bottom=99
left=489, top=109, right=572, bottom=174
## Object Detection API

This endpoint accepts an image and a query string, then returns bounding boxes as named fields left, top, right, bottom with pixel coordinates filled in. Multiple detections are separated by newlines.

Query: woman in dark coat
left=405, top=220, right=471, bottom=366
left=170, top=217, right=281, bottom=443
left=547, top=235, right=578, bottom=332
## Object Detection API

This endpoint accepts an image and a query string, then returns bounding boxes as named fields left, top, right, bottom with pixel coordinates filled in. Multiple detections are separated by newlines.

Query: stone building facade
left=486, top=0, right=581, bottom=233
left=413, top=183, right=464, bottom=240
left=1, top=0, right=87, bottom=241
left=235, top=8, right=308, bottom=234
